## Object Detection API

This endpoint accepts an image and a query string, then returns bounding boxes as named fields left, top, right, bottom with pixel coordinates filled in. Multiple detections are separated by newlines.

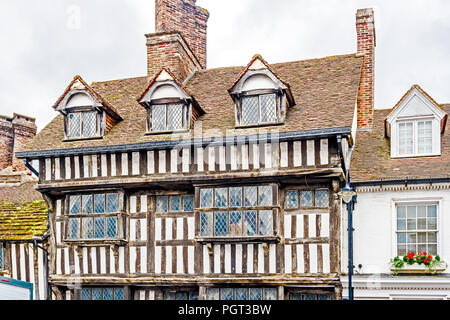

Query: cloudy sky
left=1, top=0, right=450, bottom=130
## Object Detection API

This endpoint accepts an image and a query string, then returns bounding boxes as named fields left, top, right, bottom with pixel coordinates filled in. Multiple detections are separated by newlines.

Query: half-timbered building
left=15, top=1, right=376, bottom=300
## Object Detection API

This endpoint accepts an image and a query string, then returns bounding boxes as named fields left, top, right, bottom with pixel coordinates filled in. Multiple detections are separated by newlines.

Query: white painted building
left=343, top=85, right=450, bottom=299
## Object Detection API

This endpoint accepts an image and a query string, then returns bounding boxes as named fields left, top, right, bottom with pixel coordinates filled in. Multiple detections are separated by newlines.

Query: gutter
left=352, top=177, right=450, bottom=187
left=16, top=126, right=352, bottom=159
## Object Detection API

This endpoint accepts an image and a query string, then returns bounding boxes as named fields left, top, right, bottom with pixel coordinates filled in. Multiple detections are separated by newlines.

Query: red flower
left=423, top=252, right=427, bottom=256
left=424, top=258, right=429, bottom=263
left=428, top=255, right=432, bottom=260
left=418, top=252, right=423, bottom=255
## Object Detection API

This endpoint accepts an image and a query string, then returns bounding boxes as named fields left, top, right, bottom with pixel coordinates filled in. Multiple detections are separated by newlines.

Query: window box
left=389, top=263, right=447, bottom=275
left=390, top=253, right=447, bottom=275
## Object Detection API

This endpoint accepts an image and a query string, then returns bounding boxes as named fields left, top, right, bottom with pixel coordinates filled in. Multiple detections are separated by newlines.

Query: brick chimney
left=146, top=0, right=209, bottom=81
left=356, top=8, right=376, bottom=130
left=0, top=113, right=37, bottom=172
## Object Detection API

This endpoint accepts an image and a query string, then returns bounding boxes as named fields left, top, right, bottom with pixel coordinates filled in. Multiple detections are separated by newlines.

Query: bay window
left=198, top=185, right=277, bottom=238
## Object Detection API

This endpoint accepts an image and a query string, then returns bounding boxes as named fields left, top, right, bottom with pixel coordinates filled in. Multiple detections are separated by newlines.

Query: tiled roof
left=350, top=106, right=450, bottom=182
left=21, top=53, right=363, bottom=153
left=0, top=182, right=47, bottom=240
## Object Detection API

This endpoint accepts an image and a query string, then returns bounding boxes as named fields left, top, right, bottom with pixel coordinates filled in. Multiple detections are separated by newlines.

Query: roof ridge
left=91, top=75, right=148, bottom=85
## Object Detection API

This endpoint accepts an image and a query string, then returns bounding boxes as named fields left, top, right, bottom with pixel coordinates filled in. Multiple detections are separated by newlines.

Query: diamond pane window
left=106, top=193, right=119, bottom=213
left=206, top=288, right=220, bottom=300
left=229, top=187, right=242, bottom=207
left=152, top=104, right=166, bottom=132
left=215, top=188, right=228, bottom=208
left=300, top=191, right=313, bottom=207
left=82, top=112, right=97, bottom=138
left=229, top=211, right=243, bottom=236
left=81, top=288, right=91, bottom=300
left=221, top=288, right=234, bottom=301
left=259, top=210, right=273, bottom=236
left=235, top=288, right=247, bottom=300
left=244, top=210, right=257, bottom=236
left=200, top=189, right=213, bottom=208
left=68, top=218, right=80, bottom=239
left=94, top=194, right=105, bottom=213
left=200, top=212, right=213, bottom=236
left=183, top=195, right=194, bottom=212
left=94, top=217, right=105, bottom=238
left=167, top=104, right=184, bottom=130
left=260, top=94, right=277, bottom=123
left=264, top=288, right=278, bottom=300
left=156, top=196, right=168, bottom=213
left=114, top=288, right=124, bottom=300
left=70, top=195, right=81, bottom=214
left=106, top=216, right=117, bottom=238
left=249, top=288, right=263, bottom=300
left=92, top=288, right=102, bottom=300
left=68, top=112, right=81, bottom=138
left=170, top=196, right=181, bottom=212
left=315, top=190, right=329, bottom=208
left=244, top=186, right=257, bottom=206
left=242, top=96, right=259, bottom=125
left=82, top=195, right=93, bottom=214
left=214, top=211, right=228, bottom=236
left=189, top=292, right=198, bottom=300
left=82, top=218, right=93, bottom=239
left=103, top=288, right=113, bottom=300
left=0, top=244, right=3, bottom=269
left=258, top=185, right=273, bottom=206
left=285, top=191, right=299, bottom=209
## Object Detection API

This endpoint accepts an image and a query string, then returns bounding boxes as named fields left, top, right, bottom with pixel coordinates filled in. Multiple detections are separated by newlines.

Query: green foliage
left=390, top=252, right=447, bottom=275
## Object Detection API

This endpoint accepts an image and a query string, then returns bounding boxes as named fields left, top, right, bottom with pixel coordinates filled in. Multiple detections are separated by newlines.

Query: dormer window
left=137, top=68, right=204, bottom=134
left=229, top=55, right=295, bottom=128
left=67, top=111, right=98, bottom=138
left=53, top=76, right=122, bottom=141
left=386, top=85, right=447, bottom=158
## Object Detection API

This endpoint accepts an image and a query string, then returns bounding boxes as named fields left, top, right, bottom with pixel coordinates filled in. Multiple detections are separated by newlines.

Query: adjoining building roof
left=350, top=106, right=450, bottom=182
left=0, top=181, right=47, bottom=240
left=20, top=53, right=363, bottom=154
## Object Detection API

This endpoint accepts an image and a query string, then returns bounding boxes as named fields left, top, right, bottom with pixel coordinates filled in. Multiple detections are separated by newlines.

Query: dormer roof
left=137, top=68, right=204, bottom=118
left=53, top=75, right=122, bottom=121
left=228, top=55, right=295, bottom=107
left=385, top=84, right=448, bottom=137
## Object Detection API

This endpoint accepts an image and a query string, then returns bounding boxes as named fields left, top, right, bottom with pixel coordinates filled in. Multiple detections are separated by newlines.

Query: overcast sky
left=1, top=0, right=450, bottom=130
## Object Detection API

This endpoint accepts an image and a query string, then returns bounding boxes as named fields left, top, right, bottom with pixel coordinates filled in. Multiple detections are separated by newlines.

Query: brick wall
left=0, top=114, right=37, bottom=172
left=155, top=0, right=209, bottom=69
left=356, top=8, right=376, bottom=130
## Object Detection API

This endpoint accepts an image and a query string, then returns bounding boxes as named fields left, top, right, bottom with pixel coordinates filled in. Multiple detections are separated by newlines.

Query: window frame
left=0, top=243, right=3, bottom=270
left=392, top=199, right=441, bottom=258
left=394, top=117, right=437, bottom=158
left=65, top=109, right=101, bottom=140
left=205, top=287, right=278, bottom=300
left=63, top=191, right=127, bottom=244
left=195, top=184, right=279, bottom=243
left=236, top=89, right=282, bottom=128
left=75, top=286, right=129, bottom=300
left=147, top=99, right=190, bottom=134
left=284, top=188, right=330, bottom=211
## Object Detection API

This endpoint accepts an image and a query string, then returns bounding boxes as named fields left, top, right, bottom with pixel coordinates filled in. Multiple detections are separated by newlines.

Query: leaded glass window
left=198, top=185, right=276, bottom=238
left=396, top=204, right=438, bottom=255
left=67, top=111, right=98, bottom=139
left=80, top=287, right=124, bottom=300
left=156, top=195, right=195, bottom=213
left=289, top=292, right=333, bottom=300
left=284, top=189, right=330, bottom=209
left=151, top=103, right=187, bottom=132
left=163, top=290, right=198, bottom=300
left=0, top=244, right=4, bottom=269
left=67, top=193, right=120, bottom=240
left=241, top=94, right=278, bottom=126
left=206, top=287, right=278, bottom=300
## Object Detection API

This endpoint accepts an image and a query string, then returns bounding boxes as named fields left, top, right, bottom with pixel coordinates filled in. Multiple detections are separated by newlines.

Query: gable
left=385, top=85, right=447, bottom=137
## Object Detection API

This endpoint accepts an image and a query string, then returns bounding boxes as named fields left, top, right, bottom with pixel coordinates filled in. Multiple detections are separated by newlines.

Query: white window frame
left=390, top=198, right=442, bottom=258
left=393, top=116, right=439, bottom=158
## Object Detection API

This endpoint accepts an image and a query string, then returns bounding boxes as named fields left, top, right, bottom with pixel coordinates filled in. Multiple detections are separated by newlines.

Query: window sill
left=145, top=129, right=189, bottom=136
left=63, top=136, right=104, bottom=142
left=63, top=239, right=128, bottom=246
left=235, top=122, right=284, bottom=129
left=195, top=235, right=280, bottom=244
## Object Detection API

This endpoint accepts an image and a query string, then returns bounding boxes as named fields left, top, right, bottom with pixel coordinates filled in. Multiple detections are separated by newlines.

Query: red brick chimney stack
left=0, top=113, right=37, bottom=172
left=147, top=0, right=209, bottom=81
left=356, top=8, right=376, bottom=130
